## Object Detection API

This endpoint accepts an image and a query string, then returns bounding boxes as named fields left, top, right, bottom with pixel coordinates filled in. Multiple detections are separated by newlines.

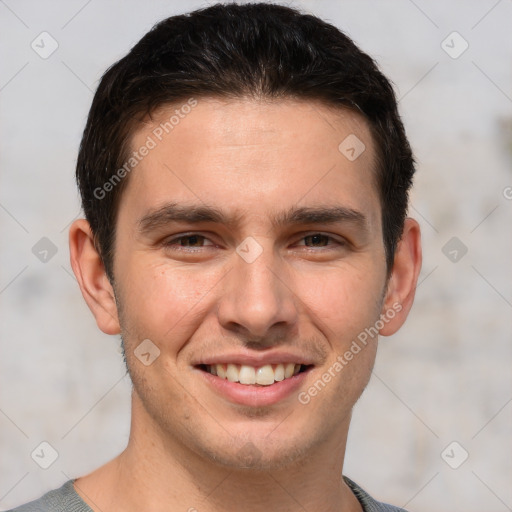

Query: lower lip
left=196, top=367, right=311, bottom=407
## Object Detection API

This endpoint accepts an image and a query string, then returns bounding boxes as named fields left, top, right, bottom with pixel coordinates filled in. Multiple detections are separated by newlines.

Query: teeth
left=256, top=365, right=274, bottom=385
left=217, top=364, right=227, bottom=379
left=206, top=363, right=304, bottom=386
left=274, top=364, right=285, bottom=382
left=239, top=365, right=256, bottom=385
left=284, top=362, right=295, bottom=378
left=226, top=363, right=239, bottom=382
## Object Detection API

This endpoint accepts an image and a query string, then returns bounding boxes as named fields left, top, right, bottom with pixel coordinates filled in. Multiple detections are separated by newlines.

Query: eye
left=161, top=232, right=346, bottom=256
left=164, top=234, right=215, bottom=249
left=295, top=233, right=344, bottom=249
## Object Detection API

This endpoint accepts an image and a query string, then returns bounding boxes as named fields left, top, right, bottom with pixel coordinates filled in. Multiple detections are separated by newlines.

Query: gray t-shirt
left=7, top=477, right=409, bottom=511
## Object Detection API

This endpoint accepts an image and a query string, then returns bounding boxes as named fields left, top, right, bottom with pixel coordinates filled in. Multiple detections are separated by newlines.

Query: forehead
left=122, top=97, right=380, bottom=230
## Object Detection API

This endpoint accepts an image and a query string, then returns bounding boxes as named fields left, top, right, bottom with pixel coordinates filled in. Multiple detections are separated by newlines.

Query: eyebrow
left=137, top=202, right=369, bottom=235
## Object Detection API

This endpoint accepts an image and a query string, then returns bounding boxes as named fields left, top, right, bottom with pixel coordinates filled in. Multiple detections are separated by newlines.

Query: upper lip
left=194, top=351, right=315, bottom=367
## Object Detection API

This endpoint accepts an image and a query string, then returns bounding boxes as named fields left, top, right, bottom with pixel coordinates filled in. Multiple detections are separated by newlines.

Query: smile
left=198, top=363, right=311, bottom=386
left=196, top=362, right=314, bottom=407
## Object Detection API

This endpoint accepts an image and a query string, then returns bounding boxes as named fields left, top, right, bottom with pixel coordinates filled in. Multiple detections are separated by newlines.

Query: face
left=91, top=98, right=401, bottom=469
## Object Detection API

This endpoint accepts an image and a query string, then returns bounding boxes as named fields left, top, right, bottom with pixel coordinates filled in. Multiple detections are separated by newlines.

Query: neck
left=74, top=393, right=362, bottom=512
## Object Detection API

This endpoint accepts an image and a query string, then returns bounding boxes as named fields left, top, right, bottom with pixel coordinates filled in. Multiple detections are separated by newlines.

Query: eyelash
left=163, top=233, right=345, bottom=251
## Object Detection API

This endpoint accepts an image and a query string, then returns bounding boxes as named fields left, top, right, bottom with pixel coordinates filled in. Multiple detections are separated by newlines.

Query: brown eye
left=296, top=233, right=344, bottom=249
left=164, top=234, right=215, bottom=249
left=178, top=235, right=206, bottom=247
left=303, top=234, right=330, bottom=247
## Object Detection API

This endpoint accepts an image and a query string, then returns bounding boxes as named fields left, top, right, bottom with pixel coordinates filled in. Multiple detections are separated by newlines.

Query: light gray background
left=1, top=1, right=511, bottom=510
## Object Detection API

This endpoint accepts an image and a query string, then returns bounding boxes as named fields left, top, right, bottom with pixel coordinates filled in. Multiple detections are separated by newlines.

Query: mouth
left=193, top=355, right=315, bottom=406
left=196, top=363, right=313, bottom=386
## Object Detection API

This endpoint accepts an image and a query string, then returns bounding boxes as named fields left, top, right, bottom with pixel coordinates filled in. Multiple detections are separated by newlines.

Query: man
left=10, top=2, right=421, bottom=511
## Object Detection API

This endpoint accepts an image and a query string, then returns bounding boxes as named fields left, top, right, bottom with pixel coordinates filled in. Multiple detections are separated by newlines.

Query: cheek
left=118, top=258, right=223, bottom=343
left=292, top=265, right=385, bottom=339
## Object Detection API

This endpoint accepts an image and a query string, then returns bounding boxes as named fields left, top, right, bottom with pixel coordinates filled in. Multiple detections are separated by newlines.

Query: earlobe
left=379, top=218, right=422, bottom=336
left=69, top=219, right=121, bottom=335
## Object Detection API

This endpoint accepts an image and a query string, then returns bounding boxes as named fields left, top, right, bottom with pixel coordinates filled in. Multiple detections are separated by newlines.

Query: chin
left=194, top=430, right=314, bottom=472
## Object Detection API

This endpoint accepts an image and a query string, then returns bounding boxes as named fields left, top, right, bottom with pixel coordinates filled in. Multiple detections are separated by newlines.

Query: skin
left=69, top=98, right=422, bottom=512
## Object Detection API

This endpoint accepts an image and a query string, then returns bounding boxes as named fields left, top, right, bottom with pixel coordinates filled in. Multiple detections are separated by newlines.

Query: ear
left=379, top=218, right=422, bottom=336
left=69, top=219, right=121, bottom=335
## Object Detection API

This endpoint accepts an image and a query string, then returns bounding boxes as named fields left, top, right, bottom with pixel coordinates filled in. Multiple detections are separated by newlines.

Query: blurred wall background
left=1, top=1, right=511, bottom=510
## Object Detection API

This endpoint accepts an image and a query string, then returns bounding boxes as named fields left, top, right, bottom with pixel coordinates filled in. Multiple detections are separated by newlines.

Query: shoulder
left=344, top=476, right=410, bottom=512
left=6, top=480, right=92, bottom=512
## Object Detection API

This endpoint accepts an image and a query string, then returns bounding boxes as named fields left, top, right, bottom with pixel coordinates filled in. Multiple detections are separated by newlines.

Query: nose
left=216, top=241, right=299, bottom=343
